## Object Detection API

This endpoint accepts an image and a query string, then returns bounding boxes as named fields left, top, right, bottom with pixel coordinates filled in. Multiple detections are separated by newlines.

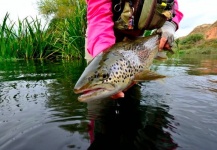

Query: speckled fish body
left=74, top=34, right=162, bottom=102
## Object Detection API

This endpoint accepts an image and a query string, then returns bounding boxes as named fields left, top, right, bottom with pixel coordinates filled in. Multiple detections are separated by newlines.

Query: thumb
left=159, top=37, right=167, bottom=51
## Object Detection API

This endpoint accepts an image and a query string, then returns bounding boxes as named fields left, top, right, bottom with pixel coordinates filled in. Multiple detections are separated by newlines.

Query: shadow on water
left=87, top=84, right=179, bottom=150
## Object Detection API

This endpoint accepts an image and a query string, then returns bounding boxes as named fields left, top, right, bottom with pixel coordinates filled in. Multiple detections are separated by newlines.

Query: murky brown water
left=0, top=54, right=217, bottom=150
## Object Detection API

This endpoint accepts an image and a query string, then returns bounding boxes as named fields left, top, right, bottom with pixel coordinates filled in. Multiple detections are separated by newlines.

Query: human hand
left=157, top=21, right=177, bottom=51
left=110, top=81, right=137, bottom=99
left=111, top=92, right=125, bottom=99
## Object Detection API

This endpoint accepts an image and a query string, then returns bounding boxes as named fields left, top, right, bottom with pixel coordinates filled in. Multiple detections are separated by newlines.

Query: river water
left=0, top=54, right=217, bottom=150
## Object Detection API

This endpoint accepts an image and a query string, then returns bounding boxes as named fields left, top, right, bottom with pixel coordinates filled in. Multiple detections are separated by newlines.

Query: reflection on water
left=87, top=85, right=178, bottom=150
left=0, top=60, right=89, bottom=150
left=0, top=54, right=217, bottom=150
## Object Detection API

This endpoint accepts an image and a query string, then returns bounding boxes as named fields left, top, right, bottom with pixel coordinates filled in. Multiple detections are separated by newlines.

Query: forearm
left=172, top=0, right=184, bottom=30
left=86, top=0, right=115, bottom=57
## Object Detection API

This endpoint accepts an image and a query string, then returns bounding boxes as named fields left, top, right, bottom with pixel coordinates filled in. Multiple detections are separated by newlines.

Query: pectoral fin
left=134, top=70, right=166, bottom=82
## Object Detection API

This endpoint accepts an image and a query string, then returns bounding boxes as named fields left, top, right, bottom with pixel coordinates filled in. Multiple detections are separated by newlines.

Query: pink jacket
left=86, top=0, right=183, bottom=58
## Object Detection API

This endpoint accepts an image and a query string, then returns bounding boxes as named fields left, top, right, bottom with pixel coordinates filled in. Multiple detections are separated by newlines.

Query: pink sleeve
left=172, top=0, right=184, bottom=29
left=86, top=0, right=116, bottom=57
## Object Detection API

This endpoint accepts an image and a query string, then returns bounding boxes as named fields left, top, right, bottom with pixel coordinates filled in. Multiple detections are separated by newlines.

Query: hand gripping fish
left=74, top=34, right=165, bottom=102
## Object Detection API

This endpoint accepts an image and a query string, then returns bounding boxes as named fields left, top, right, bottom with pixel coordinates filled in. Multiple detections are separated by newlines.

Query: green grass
left=0, top=13, right=16, bottom=59
left=0, top=13, right=55, bottom=59
left=0, top=0, right=86, bottom=60
left=174, top=33, right=217, bottom=55
left=51, top=1, right=87, bottom=60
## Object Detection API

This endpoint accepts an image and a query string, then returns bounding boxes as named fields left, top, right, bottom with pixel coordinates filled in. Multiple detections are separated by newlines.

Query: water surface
left=0, top=54, right=217, bottom=150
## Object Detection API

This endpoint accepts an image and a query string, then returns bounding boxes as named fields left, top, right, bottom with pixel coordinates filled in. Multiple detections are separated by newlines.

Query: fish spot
left=102, top=74, right=107, bottom=78
left=88, top=77, right=94, bottom=81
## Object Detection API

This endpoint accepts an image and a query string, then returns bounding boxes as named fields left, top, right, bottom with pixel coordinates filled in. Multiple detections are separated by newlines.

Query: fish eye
left=102, top=74, right=106, bottom=78
left=102, top=73, right=109, bottom=79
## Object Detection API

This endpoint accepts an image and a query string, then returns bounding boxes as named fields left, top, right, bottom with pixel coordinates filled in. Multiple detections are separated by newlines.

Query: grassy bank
left=0, top=1, right=86, bottom=60
left=174, top=34, right=217, bottom=55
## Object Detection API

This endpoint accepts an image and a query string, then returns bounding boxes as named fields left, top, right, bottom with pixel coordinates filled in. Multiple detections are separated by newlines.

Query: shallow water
left=0, top=54, right=217, bottom=150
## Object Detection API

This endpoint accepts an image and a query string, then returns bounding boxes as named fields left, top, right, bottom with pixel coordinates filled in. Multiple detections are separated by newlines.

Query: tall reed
left=0, top=13, right=17, bottom=59
left=0, top=0, right=87, bottom=60
left=0, top=13, right=55, bottom=59
left=17, top=17, right=56, bottom=59
left=52, top=0, right=87, bottom=60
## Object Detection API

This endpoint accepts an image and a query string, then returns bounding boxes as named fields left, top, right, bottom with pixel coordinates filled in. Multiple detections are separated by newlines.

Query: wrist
left=163, top=21, right=176, bottom=33
left=170, top=21, right=178, bottom=31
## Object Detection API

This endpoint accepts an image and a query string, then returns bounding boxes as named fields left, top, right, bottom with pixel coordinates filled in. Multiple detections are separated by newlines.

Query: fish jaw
left=74, top=83, right=117, bottom=102
left=74, top=49, right=130, bottom=102
left=74, top=34, right=161, bottom=102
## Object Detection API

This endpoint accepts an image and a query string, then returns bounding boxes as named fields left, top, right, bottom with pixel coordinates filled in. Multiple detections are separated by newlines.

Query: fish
left=74, top=34, right=165, bottom=102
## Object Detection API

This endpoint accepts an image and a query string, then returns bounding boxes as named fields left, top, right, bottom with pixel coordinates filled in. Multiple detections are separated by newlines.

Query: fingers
left=164, top=43, right=172, bottom=50
left=111, top=91, right=124, bottom=99
left=159, top=37, right=172, bottom=51
left=159, top=37, right=167, bottom=51
left=110, top=81, right=137, bottom=99
left=110, top=81, right=139, bottom=99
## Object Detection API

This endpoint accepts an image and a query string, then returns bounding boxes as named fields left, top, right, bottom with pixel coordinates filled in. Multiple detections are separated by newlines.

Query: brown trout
left=74, top=34, right=165, bottom=102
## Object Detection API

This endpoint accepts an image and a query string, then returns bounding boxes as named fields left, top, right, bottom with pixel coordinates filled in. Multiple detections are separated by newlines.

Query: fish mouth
left=74, top=88, right=105, bottom=95
left=74, top=84, right=116, bottom=102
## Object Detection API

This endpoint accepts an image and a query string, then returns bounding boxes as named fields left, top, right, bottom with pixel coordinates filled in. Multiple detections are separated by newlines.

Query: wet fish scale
left=74, top=34, right=162, bottom=102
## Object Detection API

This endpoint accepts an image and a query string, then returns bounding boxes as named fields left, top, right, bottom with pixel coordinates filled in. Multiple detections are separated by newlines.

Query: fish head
left=74, top=51, right=132, bottom=102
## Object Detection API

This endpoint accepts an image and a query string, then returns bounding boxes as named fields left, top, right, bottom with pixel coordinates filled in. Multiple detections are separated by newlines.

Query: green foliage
left=49, top=1, right=87, bottom=59
left=180, top=34, right=204, bottom=45
left=174, top=38, right=180, bottom=50
left=37, top=0, right=85, bottom=19
left=0, top=13, right=16, bottom=59
left=0, top=0, right=87, bottom=60
left=0, top=13, right=55, bottom=59
left=202, top=39, right=217, bottom=47
left=174, top=32, right=217, bottom=55
left=175, top=34, right=217, bottom=55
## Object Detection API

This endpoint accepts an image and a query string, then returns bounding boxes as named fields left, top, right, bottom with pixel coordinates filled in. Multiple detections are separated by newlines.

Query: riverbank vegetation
left=174, top=33, right=217, bottom=55
left=1, top=0, right=216, bottom=60
left=0, top=0, right=86, bottom=60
